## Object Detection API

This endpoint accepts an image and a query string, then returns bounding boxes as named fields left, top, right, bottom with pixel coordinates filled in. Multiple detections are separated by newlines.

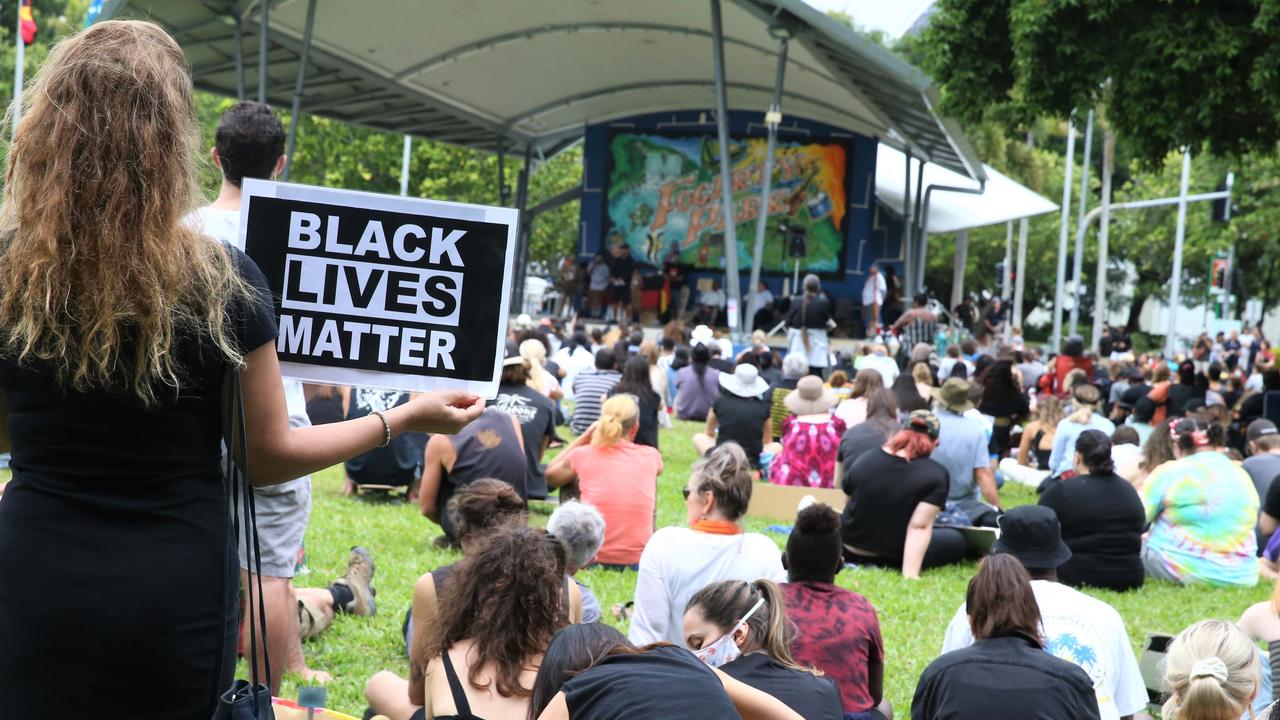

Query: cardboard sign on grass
left=238, top=179, right=517, bottom=397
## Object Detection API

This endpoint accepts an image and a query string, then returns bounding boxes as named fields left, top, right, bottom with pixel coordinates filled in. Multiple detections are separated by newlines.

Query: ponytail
left=1162, top=620, right=1258, bottom=720
left=685, top=579, right=814, bottom=675
left=593, top=394, right=638, bottom=448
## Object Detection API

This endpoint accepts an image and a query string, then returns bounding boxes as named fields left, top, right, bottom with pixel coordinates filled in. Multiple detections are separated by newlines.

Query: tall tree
left=922, top=0, right=1280, bottom=164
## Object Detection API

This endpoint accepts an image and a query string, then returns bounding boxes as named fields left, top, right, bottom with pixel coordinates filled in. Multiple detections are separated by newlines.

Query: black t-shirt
left=1263, top=474, right=1280, bottom=520
left=345, top=389, right=429, bottom=487
left=609, top=255, right=635, bottom=283
left=712, top=391, right=771, bottom=467
left=609, top=387, right=660, bottom=449
left=913, top=635, right=1101, bottom=720
left=564, top=645, right=737, bottom=720
left=841, top=450, right=949, bottom=560
left=1099, top=335, right=1114, bottom=357
left=838, top=420, right=894, bottom=472
left=977, top=395, right=1030, bottom=454
left=720, top=652, right=842, bottom=720
left=787, top=295, right=833, bottom=329
left=489, top=383, right=557, bottom=496
left=1111, top=334, right=1131, bottom=354
left=1038, top=473, right=1145, bottom=592
left=954, top=304, right=976, bottom=331
left=1119, top=381, right=1151, bottom=409
left=1166, top=384, right=1205, bottom=418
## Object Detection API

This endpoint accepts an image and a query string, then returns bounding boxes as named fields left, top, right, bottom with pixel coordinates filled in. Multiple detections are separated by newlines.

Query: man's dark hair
left=214, top=101, right=285, bottom=187
left=594, top=348, right=616, bottom=371
left=660, top=337, right=675, bottom=351
left=913, top=293, right=928, bottom=307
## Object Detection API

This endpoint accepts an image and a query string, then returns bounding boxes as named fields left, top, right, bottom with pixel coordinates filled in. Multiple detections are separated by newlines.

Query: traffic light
left=1211, top=180, right=1231, bottom=222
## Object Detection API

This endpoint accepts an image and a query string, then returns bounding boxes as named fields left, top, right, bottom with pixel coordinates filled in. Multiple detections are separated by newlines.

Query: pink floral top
left=770, top=414, right=847, bottom=488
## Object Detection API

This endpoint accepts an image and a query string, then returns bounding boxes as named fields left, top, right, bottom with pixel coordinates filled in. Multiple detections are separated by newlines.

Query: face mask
left=692, top=597, right=765, bottom=668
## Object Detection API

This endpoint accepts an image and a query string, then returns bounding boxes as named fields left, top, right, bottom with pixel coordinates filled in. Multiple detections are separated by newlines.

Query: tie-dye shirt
left=1142, top=452, right=1259, bottom=587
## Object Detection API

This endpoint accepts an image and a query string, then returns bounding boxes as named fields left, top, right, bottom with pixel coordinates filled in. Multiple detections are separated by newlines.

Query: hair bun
left=1189, top=657, right=1230, bottom=684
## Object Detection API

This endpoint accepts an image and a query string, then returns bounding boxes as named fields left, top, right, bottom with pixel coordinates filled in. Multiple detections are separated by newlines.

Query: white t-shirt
left=700, top=289, right=727, bottom=308
left=628, top=527, right=786, bottom=646
left=862, top=273, right=886, bottom=306
left=861, top=353, right=899, bottom=386
left=188, top=206, right=312, bottom=434
left=940, top=580, right=1147, bottom=720
left=748, top=289, right=774, bottom=316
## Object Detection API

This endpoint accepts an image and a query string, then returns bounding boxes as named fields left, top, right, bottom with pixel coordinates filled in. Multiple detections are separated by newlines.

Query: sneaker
left=333, top=546, right=376, bottom=616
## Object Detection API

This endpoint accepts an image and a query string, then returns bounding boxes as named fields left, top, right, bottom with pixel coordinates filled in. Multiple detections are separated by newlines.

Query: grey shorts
left=235, top=476, right=311, bottom=578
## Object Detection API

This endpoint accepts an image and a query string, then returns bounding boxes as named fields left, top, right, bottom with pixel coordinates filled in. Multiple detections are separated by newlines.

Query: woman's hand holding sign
left=402, top=391, right=485, bottom=435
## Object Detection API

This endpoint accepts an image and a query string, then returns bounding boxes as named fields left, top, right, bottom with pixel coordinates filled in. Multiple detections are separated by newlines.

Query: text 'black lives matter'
left=240, top=181, right=516, bottom=394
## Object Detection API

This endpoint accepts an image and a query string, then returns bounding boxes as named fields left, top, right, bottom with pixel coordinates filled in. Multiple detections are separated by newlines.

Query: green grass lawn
left=2, top=419, right=1268, bottom=714
left=275, top=418, right=1273, bottom=714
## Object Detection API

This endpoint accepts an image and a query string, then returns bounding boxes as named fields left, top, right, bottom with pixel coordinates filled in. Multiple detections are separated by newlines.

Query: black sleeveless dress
left=0, top=249, right=277, bottom=719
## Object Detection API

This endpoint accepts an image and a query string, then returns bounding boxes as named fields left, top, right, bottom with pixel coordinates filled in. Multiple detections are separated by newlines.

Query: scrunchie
left=1189, top=656, right=1230, bottom=685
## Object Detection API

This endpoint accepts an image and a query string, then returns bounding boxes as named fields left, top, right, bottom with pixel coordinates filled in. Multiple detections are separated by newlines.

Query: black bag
left=213, top=368, right=276, bottom=720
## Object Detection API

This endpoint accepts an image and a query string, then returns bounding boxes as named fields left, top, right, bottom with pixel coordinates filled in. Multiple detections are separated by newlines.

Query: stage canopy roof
left=101, top=0, right=985, bottom=180
left=875, top=144, right=1058, bottom=234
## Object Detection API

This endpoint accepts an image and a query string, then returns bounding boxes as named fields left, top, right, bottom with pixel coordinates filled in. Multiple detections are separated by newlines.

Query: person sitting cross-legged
left=1037, top=430, right=1145, bottom=592
left=546, top=394, right=663, bottom=569
left=628, top=442, right=785, bottom=646
left=782, top=504, right=893, bottom=720
left=368, top=479, right=583, bottom=720
left=915, top=554, right=1102, bottom=720
left=841, top=410, right=966, bottom=577
left=366, top=528, right=569, bottom=720
left=683, top=579, right=843, bottom=720
left=940, top=506, right=1149, bottom=720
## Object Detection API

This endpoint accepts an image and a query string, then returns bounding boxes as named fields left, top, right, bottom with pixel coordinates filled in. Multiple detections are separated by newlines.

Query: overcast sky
left=803, top=0, right=934, bottom=38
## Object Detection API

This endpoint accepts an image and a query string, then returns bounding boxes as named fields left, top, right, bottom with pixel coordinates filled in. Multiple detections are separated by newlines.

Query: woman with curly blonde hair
left=0, top=21, right=482, bottom=719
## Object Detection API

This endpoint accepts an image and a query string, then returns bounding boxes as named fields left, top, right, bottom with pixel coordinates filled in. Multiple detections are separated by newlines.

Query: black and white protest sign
left=237, top=179, right=517, bottom=397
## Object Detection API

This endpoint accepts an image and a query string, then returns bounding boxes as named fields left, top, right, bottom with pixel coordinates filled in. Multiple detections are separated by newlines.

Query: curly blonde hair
left=0, top=21, right=252, bottom=404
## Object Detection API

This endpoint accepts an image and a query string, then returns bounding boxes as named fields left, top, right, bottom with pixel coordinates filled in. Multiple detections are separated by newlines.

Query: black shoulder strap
left=441, top=650, right=474, bottom=717
left=221, top=366, right=272, bottom=714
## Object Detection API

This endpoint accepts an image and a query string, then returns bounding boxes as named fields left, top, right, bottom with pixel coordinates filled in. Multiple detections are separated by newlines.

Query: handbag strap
left=221, top=366, right=272, bottom=713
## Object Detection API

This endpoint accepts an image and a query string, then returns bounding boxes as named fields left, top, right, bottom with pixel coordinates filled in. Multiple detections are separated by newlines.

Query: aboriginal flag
left=19, top=0, right=36, bottom=45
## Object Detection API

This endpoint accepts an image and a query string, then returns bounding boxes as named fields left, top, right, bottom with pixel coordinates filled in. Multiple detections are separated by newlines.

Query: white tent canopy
left=875, top=144, right=1057, bottom=233
left=102, top=0, right=984, bottom=179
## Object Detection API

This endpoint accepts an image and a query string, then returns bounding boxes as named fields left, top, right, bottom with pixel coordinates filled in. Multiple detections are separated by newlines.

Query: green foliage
left=923, top=0, right=1280, bottom=164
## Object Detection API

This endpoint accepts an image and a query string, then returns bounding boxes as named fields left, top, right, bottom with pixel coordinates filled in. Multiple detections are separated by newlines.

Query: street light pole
left=1164, top=149, right=1193, bottom=357
left=709, top=0, right=742, bottom=335
left=1068, top=109, right=1093, bottom=334
left=1051, top=119, right=1077, bottom=350
left=747, top=31, right=789, bottom=334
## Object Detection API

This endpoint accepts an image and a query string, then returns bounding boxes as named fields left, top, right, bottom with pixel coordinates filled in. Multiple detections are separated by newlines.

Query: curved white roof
left=102, top=0, right=984, bottom=179
left=876, top=144, right=1058, bottom=233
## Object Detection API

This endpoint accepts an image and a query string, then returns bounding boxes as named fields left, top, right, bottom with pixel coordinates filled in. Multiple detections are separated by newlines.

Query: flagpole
left=13, top=2, right=25, bottom=133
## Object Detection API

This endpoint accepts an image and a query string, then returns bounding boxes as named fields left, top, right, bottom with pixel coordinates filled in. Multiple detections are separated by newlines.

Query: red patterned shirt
left=781, top=581, right=884, bottom=713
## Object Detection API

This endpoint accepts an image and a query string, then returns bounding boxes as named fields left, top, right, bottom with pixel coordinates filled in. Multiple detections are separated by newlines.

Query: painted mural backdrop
left=606, top=133, right=847, bottom=272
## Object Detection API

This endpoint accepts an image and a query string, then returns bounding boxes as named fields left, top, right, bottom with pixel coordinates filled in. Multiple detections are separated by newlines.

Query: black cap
left=992, top=506, right=1072, bottom=569
left=503, top=340, right=524, bottom=367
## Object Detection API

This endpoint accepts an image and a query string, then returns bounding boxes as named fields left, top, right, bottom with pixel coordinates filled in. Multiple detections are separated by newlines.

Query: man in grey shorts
left=194, top=101, right=376, bottom=691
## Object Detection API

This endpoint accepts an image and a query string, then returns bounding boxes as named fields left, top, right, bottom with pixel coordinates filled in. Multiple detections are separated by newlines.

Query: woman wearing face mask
left=683, top=580, right=842, bottom=720
left=527, top=623, right=803, bottom=720
left=628, top=443, right=786, bottom=645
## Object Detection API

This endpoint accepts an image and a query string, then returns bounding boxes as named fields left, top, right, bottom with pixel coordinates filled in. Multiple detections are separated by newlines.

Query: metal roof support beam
left=234, top=20, right=244, bottom=100
left=527, top=183, right=582, bottom=219
left=511, top=146, right=534, bottom=310
left=902, top=150, right=913, bottom=295
left=257, top=0, right=268, bottom=103
left=910, top=159, right=925, bottom=295
left=501, top=79, right=881, bottom=138
left=392, top=22, right=834, bottom=85
left=282, top=0, right=316, bottom=181
left=710, top=0, right=741, bottom=335
left=748, top=34, right=788, bottom=328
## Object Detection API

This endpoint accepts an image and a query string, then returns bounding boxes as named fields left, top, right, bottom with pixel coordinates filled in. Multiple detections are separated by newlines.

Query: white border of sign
left=238, top=178, right=518, bottom=398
